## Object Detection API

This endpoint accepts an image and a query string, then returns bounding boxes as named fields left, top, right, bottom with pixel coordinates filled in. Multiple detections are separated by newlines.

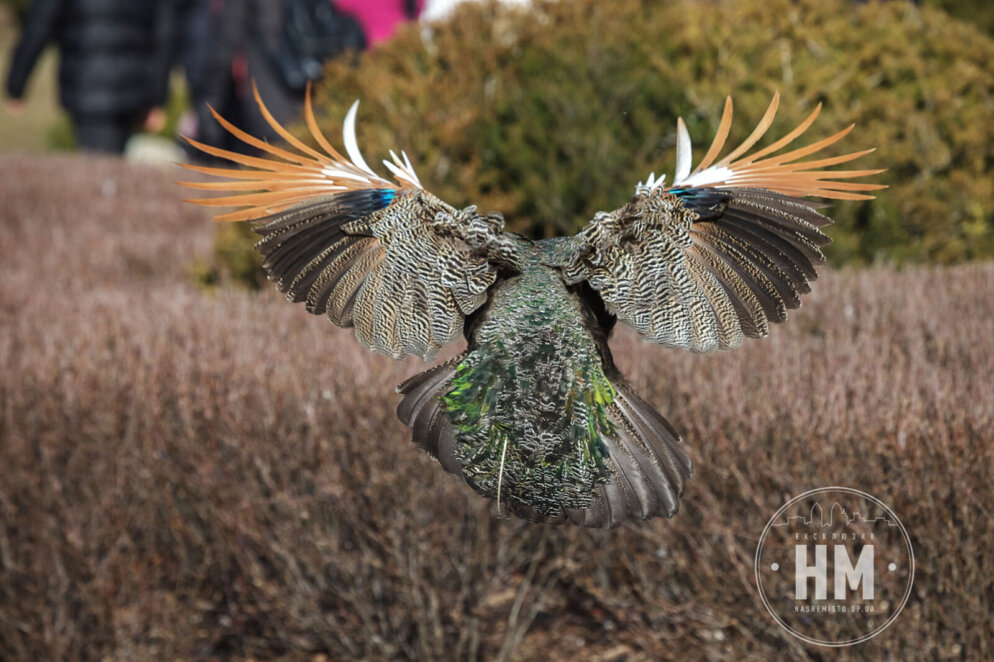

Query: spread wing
left=180, top=86, right=518, bottom=361
left=558, top=92, right=886, bottom=352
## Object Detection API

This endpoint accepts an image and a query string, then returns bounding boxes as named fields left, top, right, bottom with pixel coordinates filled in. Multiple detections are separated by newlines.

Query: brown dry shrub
left=1, top=155, right=992, bottom=660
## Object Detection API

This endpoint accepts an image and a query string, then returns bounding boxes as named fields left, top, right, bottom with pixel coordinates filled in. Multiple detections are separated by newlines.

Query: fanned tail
left=398, top=363, right=694, bottom=529
left=396, top=358, right=465, bottom=477
left=560, top=380, right=692, bottom=528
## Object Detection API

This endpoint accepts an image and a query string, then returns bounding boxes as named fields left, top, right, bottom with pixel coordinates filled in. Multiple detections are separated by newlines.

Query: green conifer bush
left=209, top=0, right=994, bottom=285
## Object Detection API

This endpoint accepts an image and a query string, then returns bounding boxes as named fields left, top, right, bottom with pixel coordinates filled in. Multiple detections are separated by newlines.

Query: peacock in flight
left=181, top=88, right=884, bottom=528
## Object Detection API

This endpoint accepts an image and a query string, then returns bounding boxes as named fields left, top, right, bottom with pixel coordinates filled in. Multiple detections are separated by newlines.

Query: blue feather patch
left=378, top=189, right=397, bottom=206
left=669, top=187, right=728, bottom=220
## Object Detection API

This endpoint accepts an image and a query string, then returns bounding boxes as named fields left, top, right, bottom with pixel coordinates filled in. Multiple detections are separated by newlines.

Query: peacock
left=180, top=88, right=884, bottom=528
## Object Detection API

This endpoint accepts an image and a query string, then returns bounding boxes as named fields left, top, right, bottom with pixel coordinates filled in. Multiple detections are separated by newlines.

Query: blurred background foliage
left=924, top=0, right=994, bottom=37
left=299, top=0, right=994, bottom=269
left=5, top=0, right=993, bottom=277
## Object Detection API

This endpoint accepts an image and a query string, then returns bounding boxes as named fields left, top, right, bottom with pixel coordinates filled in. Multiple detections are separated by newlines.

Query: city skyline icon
left=772, top=501, right=898, bottom=529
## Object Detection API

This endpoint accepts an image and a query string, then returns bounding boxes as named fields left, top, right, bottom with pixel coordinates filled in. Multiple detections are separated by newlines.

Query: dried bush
left=1, top=153, right=992, bottom=660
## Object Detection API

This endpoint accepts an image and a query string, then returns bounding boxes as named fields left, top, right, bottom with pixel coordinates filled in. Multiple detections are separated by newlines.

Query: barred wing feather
left=562, top=93, right=886, bottom=352
left=180, top=85, right=516, bottom=361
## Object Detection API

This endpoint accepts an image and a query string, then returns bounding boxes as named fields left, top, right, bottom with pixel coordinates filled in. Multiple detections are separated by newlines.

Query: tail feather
left=396, top=358, right=463, bottom=474
left=561, top=380, right=692, bottom=528
left=615, top=384, right=694, bottom=482
left=397, top=360, right=694, bottom=529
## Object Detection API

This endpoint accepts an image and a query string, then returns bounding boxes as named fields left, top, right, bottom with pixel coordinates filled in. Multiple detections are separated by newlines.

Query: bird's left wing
left=180, top=87, right=518, bottom=361
left=556, top=93, right=885, bottom=352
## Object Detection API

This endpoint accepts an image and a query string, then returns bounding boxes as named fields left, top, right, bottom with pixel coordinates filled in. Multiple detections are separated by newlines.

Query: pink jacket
left=335, top=0, right=424, bottom=47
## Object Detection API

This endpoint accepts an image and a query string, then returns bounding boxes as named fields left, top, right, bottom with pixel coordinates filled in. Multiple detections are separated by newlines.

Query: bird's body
left=182, top=88, right=884, bottom=528
left=441, top=242, right=620, bottom=515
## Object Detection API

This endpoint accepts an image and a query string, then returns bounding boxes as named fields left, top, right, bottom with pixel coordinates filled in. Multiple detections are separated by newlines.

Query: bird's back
left=451, top=249, right=617, bottom=514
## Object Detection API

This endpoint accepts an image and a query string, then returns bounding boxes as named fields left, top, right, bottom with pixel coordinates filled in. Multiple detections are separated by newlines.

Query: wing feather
left=562, top=94, right=885, bottom=352
left=715, top=91, right=781, bottom=166
left=180, top=85, right=517, bottom=361
left=695, top=96, right=734, bottom=172
left=666, top=94, right=885, bottom=200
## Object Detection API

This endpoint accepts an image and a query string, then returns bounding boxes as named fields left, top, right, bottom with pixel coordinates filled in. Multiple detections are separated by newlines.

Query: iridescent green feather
left=440, top=256, right=616, bottom=514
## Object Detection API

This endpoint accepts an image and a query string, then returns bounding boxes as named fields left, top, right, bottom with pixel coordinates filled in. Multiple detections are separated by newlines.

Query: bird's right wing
left=557, top=93, right=885, bottom=352
left=180, top=87, right=518, bottom=361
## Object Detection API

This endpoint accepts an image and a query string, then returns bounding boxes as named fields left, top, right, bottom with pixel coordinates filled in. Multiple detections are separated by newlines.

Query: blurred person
left=4, top=0, right=176, bottom=154
left=174, top=0, right=213, bottom=105
left=197, top=0, right=365, bottom=156
left=171, top=0, right=213, bottom=155
left=335, top=0, right=422, bottom=47
left=197, top=0, right=291, bottom=156
left=273, top=0, right=366, bottom=91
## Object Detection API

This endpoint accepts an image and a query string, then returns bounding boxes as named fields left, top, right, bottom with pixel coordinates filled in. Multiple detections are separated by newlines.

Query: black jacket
left=5, top=0, right=175, bottom=116
left=198, top=0, right=297, bottom=148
